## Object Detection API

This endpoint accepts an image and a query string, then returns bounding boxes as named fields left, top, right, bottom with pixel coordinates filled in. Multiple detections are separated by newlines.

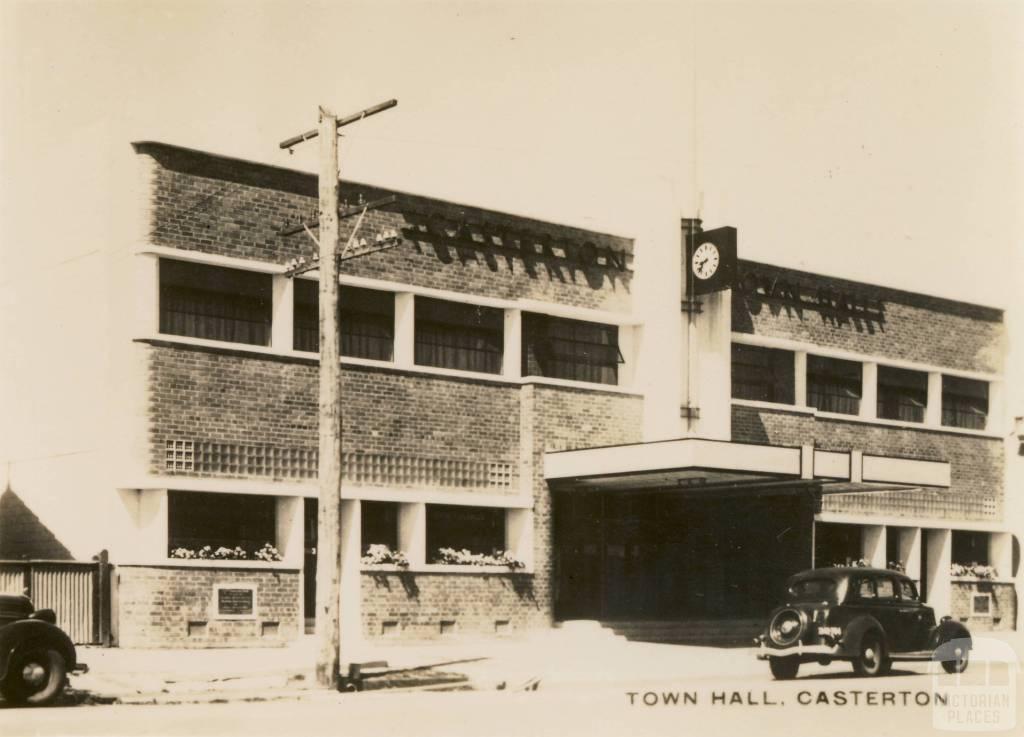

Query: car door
left=892, top=577, right=931, bottom=652
left=868, top=575, right=902, bottom=649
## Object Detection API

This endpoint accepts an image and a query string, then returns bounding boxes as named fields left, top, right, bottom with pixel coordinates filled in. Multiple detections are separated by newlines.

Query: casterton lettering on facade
left=625, top=691, right=949, bottom=707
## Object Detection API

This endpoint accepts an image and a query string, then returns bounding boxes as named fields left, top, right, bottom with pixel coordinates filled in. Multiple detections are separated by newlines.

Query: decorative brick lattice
left=164, top=440, right=194, bottom=472
left=174, top=440, right=516, bottom=490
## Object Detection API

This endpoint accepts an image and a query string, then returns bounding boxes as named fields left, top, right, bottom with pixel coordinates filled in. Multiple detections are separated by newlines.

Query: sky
left=1, top=0, right=1022, bottom=424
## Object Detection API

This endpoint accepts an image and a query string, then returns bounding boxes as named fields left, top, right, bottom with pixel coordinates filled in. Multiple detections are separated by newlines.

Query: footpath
left=64, top=624, right=1024, bottom=707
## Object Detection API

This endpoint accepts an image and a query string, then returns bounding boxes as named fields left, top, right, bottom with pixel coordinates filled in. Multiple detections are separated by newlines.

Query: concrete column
left=794, top=351, right=808, bottom=407
left=275, top=496, right=304, bottom=567
left=860, top=362, right=878, bottom=420
left=505, top=509, right=534, bottom=570
left=986, top=381, right=1003, bottom=434
left=926, top=372, right=943, bottom=427
left=850, top=450, right=863, bottom=483
left=925, top=528, right=953, bottom=617
left=862, top=525, right=886, bottom=568
left=135, top=253, right=160, bottom=336
left=398, top=502, right=426, bottom=566
left=693, top=289, right=732, bottom=440
left=339, top=499, right=363, bottom=663
left=502, top=308, right=522, bottom=378
left=136, top=488, right=168, bottom=564
left=271, top=275, right=295, bottom=351
left=393, top=293, right=415, bottom=367
left=800, top=445, right=814, bottom=480
left=897, top=527, right=923, bottom=584
left=990, top=532, right=1012, bottom=580
left=617, top=325, right=638, bottom=389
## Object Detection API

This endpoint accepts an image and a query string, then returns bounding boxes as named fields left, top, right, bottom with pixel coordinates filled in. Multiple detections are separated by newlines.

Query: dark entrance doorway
left=553, top=490, right=814, bottom=621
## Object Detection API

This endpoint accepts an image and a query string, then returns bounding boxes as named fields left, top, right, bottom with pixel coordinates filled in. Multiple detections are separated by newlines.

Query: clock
left=692, top=241, right=720, bottom=280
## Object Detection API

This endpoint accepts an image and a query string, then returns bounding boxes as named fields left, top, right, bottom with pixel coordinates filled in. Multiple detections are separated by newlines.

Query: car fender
left=927, top=618, right=972, bottom=651
left=0, top=620, right=77, bottom=682
left=839, top=614, right=886, bottom=654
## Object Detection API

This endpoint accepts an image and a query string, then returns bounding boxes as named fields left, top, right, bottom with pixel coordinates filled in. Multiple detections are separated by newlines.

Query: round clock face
left=692, top=241, right=720, bottom=280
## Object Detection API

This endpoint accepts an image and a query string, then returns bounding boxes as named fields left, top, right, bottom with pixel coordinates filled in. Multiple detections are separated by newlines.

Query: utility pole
left=278, top=100, right=398, bottom=689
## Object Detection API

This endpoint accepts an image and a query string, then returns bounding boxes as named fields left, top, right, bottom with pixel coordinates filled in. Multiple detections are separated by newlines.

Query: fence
left=0, top=553, right=112, bottom=645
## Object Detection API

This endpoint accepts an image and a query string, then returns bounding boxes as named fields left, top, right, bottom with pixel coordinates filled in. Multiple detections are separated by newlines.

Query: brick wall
left=732, top=405, right=1004, bottom=521
left=136, top=143, right=633, bottom=312
left=116, top=565, right=300, bottom=647
left=950, top=581, right=1017, bottom=631
left=361, top=570, right=544, bottom=639
left=146, top=341, right=521, bottom=492
left=733, top=261, right=1004, bottom=374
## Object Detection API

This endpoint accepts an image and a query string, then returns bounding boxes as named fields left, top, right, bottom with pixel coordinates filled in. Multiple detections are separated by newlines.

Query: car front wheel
left=769, top=656, right=800, bottom=680
left=1, top=646, right=68, bottom=705
left=940, top=644, right=969, bottom=674
left=852, top=632, right=890, bottom=677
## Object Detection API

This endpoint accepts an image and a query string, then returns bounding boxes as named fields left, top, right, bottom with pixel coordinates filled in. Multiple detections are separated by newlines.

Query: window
left=855, top=578, right=876, bottom=599
left=730, top=344, right=795, bottom=403
left=167, top=491, right=276, bottom=555
left=877, top=365, right=927, bottom=423
left=952, top=531, right=989, bottom=566
left=415, top=297, right=503, bottom=374
left=807, top=355, right=862, bottom=415
left=426, top=505, right=505, bottom=562
left=875, top=577, right=896, bottom=599
left=160, top=260, right=271, bottom=346
left=294, top=281, right=394, bottom=361
left=898, top=579, right=919, bottom=601
left=522, top=314, right=621, bottom=385
left=361, top=501, right=399, bottom=553
left=942, top=375, right=988, bottom=430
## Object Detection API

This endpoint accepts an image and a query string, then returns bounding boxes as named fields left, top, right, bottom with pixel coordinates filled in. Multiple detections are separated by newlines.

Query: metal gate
left=0, top=554, right=112, bottom=645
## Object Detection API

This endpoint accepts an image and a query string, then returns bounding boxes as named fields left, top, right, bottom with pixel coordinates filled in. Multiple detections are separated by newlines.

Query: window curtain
left=160, top=286, right=271, bottom=346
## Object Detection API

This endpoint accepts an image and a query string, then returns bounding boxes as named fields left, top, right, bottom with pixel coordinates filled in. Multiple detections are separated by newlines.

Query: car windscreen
left=787, top=578, right=839, bottom=602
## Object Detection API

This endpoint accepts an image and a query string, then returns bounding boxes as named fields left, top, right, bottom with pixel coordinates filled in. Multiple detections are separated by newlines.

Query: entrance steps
left=596, top=618, right=763, bottom=647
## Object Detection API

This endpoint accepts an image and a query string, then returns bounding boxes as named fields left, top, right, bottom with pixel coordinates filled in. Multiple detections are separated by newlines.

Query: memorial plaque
left=216, top=586, right=255, bottom=617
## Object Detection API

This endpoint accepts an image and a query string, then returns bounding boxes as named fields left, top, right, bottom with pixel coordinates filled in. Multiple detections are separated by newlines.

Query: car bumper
left=756, top=640, right=841, bottom=660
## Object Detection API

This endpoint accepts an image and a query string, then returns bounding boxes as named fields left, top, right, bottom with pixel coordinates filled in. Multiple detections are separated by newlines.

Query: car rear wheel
left=852, top=632, right=889, bottom=677
left=1, top=646, right=68, bottom=705
left=769, top=656, right=800, bottom=680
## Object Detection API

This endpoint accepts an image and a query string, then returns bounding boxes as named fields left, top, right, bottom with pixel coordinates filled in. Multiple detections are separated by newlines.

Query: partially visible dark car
left=755, top=567, right=970, bottom=680
left=0, top=594, right=87, bottom=705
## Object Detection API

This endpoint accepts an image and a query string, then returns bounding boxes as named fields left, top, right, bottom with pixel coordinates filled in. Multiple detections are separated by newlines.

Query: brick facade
left=732, top=405, right=1004, bottom=521
left=950, top=580, right=1017, bottom=631
left=361, top=570, right=544, bottom=639
left=116, top=565, right=300, bottom=648
left=733, top=260, right=1004, bottom=374
left=136, top=142, right=633, bottom=312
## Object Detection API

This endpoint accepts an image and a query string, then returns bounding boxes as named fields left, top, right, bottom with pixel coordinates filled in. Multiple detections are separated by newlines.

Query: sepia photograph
left=1, top=1, right=1021, bottom=735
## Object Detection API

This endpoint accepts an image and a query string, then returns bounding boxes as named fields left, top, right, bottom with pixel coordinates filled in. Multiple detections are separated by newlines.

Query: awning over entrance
left=544, top=438, right=951, bottom=492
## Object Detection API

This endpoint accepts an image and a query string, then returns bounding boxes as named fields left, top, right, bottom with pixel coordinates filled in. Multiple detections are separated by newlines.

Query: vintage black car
left=0, top=594, right=86, bottom=705
left=756, top=567, right=970, bottom=680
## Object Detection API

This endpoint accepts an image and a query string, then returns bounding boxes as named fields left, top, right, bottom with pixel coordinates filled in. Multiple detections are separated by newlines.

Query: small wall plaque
left=214, top=584, right=257, bottom=619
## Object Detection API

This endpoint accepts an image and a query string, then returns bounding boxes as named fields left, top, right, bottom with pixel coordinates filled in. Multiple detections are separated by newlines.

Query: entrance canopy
left=544, top=438, right=951, bottom=493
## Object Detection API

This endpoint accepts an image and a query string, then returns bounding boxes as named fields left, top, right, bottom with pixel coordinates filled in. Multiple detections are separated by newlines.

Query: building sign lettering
left=215, top=586, right=256, bottom=618
left=738, top=269, right=883, bottom=319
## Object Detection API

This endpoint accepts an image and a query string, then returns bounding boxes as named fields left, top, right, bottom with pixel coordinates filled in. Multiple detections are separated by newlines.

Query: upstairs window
left=807, top=355, right=862, bottom=415
left=294, top=281, right=394, bottom=361
left=730, top=344, right=794, bottom=404
left=942, top=376, right=988, bottom=430
left=160, top=259, right=271, bottom=346
left=414, top=297, right=503, bottom=374
left=522, top=314, right=621, bottom=385
left=877, top=365, right=927, bottom=423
